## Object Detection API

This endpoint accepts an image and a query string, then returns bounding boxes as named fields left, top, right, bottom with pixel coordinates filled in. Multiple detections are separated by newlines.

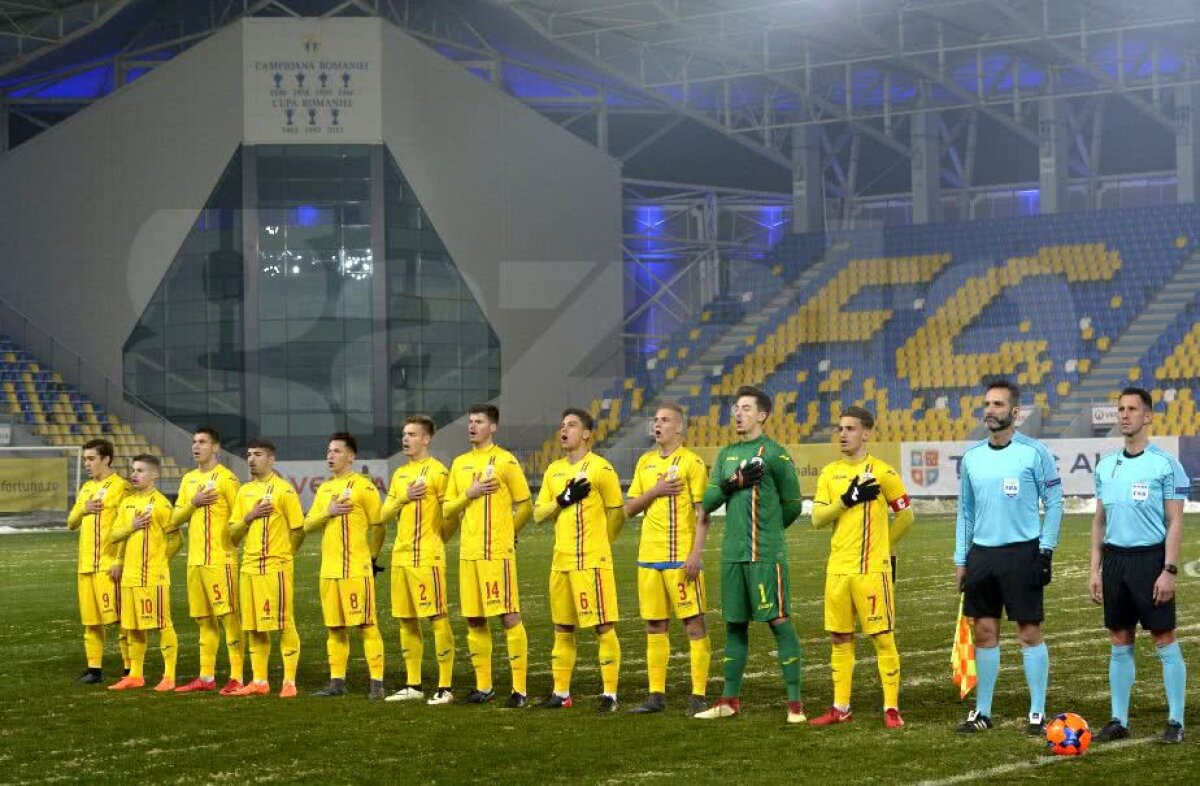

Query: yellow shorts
left=550, top=567, right=619, bottom=628
left=78, top=571, right=120, bottom=626
left=241, top=567, right=296, bottom=632
left=824, top=571, right=895, bottom=635
left=391, top=564, right=448, bottom=619
left=319, top=576, right=377, bottom=628
left=638, top=566, right=706, bottom=621
left=120, top=585, right=173, bottom=631
left=187, top=564, right=239, bottom=618
left=459, top=558, right=520, bottom=618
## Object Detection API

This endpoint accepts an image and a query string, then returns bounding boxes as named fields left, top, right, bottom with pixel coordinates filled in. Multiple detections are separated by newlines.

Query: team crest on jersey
left=909, top=449, right=939, bottom=487
left=1003, top=477, right=1020, bottom=498
left=1130, top=482, right=1149, bottom=502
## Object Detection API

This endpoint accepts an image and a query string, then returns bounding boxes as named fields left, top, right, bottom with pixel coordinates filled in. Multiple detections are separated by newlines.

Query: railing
left=0, top=296, right=247, bottom=486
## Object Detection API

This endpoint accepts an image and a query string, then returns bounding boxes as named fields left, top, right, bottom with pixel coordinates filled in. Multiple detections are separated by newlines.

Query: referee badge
left=1002, top=478, right=1020, bottom=498
left=1130, top=482, right=1149, bottom=502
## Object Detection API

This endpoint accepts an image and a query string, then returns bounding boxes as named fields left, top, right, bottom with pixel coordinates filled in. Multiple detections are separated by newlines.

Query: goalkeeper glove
left=556, top=477, right=591, bottom=507
left=720, top=458, right=764, bottom=495
left=840, top=475, right=881, bottom=507
left=1035, top=549, right=1052, bottom=587
left=890, top=555, right=897, bottom=584
left=371, top=558, right=384, bottom=576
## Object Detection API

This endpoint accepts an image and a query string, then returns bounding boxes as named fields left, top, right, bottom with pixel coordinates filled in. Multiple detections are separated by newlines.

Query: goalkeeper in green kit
left=695, top=385, right=806, bottom=723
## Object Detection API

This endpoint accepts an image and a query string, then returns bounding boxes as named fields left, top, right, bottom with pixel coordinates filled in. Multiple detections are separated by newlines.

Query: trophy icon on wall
left=341, top=72, right=351, bottom=88
left=307, top=108, right=318, bottom=126
left=296, top=72, right=306, bottom=88
left=318, top=72, right=329, bottom=89
left=285, top=108, right=295, bottom=126
left=273, top=72, right=283, bottom=89
left=331, top=108, right=340, bottom=126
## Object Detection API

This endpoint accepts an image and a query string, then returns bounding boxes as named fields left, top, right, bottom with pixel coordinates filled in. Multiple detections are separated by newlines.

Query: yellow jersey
left=115, top=489, right=175, bottom=588
left=446, top=445, right=531, bottom=561
left=537, top=452, right=623, bottom=572
left=814, top=455, right=911, bottom=574
left=67, top=473, right=129, bottom=574
left=231, top=473, right=304, bottom=576
left=307, top=472, right=382, bottom=580
left=627, top=446, right=708, bottom=565
left=175, top=464, right=241, bottom=567
left=382, top=457, right=449, bottom=568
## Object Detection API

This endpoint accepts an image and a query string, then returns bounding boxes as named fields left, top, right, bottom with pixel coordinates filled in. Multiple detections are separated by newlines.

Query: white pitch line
left=909, top=737, right=1154, bottom=786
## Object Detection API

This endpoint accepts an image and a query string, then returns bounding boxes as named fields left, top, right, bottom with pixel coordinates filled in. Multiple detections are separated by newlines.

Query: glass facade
left=123, top=151, right=245, bottom=446
left=255, top=145, right=375, bottom=457
left=384, top=150, right=500, bottom=430
left=123, top=144, right=499, bottom=457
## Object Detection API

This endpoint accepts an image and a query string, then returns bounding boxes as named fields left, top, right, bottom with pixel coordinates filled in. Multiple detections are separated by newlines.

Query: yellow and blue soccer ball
left=1045, top=712, right=1091, bottom=756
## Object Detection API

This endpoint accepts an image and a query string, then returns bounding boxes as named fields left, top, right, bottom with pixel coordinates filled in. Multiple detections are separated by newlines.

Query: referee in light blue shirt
left=953, top=380, right=1063, bottom=736
left=1090, top=387, right=1189, bottom=745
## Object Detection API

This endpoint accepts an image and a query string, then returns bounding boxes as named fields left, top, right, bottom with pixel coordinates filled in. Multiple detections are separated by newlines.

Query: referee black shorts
left=963, top=539, right=1043, bottom=624
left=1102, top=543, right=1175, bottom=633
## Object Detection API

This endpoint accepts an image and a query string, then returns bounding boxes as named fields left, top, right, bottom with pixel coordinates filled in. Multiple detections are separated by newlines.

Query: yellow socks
left=159, top=625, right=178, bottom=683
left=467, top=624, right=493, bottom=692
left=198, top=617, right=220, bottom=679
left=281, top=624, right=301, bottom=683
left=506, top=623, right=529, bottom=696
left=646, top=633, right=669, bottom=694
left=432, top=617, right=455, bottom=689
left=327, top=628, right=350, bottom=679
left=689, top=635, right=711, bottom=697
left=551, top=631, right=577, bottom=695
left=249, top=631, right=271, bottom=683
left=831, top=640, right=855, bottom=709
left=597, top=628, right=621, bottom=697
left=118, top=629, right=130, bottom=670
left=84, top=625, right=104, bottom=669
left=362, top=624, right=385, bottom=681
left=399, top=619, right=423, bottom=686
left=872, top=631, right=901, bottom=710
left=222, top=613, right=245, bottom=683
left=128, top=630, right=147, bottom=679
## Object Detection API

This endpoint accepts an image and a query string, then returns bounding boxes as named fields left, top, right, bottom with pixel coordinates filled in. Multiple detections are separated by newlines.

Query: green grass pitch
left=1, top=514, right=1197, bottom=784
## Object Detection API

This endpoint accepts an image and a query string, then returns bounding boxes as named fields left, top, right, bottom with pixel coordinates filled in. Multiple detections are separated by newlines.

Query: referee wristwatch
left=1163, top=563, right=1179, bottom=576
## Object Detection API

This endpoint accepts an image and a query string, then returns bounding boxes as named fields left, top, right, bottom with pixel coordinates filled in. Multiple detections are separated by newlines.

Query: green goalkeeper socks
left=722, top=622, right=749, bottom=698
left=771, top=620, right=803, bottom=702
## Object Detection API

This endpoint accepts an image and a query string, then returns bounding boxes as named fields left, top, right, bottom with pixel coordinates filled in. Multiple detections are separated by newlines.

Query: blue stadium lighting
left=1016, top=189, right=1040, bottom=216
left=292, top=205, right=331, bottom=226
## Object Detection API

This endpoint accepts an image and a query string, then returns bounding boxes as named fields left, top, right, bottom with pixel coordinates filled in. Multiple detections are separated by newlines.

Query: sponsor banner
left=693, top=442, right=902, bottom=497
left=1180, top=437, right=1200, bottom=496
left=0, top=421, right=11, bottom=446
left=275, top=460, right=390, bottom=508
left=0, top=458, right=68, bottom=512
left=901, top=437, right=1181, bottom=497
left=1092, top=405, right=1118, bottom=426
left=244, top=19, right=382, bottom=144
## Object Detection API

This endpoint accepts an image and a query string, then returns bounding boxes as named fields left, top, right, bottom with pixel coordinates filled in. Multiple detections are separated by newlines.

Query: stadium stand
left=526, top=203, right=1200, bottom=473
left=0, top=335, right=182, bottom=479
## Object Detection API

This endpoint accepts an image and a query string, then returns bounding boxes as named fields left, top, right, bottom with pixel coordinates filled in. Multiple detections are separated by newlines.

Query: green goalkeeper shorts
left=721, top=561, right=791, bottom=623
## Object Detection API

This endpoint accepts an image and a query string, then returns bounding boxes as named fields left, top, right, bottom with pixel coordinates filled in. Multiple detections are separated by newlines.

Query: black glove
left=371, top=557, right=384, bottom=576
left=890, top=555, right=898, bottom=584
left=719, top=458, right=764, bottom=495
left=1036, top=549, right=1052, bottom=587
left=556, top=477, right=591, bottom=507
left=840, top=475, right=881, bottom=507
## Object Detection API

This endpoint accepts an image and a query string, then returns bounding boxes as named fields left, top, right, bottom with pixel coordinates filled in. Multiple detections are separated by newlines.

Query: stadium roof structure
left=1, top=0, right=1198, bottom=194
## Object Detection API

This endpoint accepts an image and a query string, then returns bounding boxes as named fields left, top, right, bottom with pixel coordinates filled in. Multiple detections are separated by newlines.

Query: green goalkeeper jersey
left=702, top=434, right=802, bottom=563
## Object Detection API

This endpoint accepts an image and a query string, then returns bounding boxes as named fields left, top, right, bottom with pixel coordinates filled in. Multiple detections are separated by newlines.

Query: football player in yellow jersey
left=443, top=404, right=533, bottom=707
left=172, top=427, right=245, bottom=695
left=66, top=439, right=130, bottom=684
left=380, top=415, right=457, bottom=705
left=533, top=408, right=625, bottom=712
left=623, top=404, right=711, bottom=716
left=303, top=432, right=386, bottom=699
left=106, top=454, right=183, bottom=692
left=228, top=438, right=306, bottom=698
left=810, top=406, right=915, bottom=728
